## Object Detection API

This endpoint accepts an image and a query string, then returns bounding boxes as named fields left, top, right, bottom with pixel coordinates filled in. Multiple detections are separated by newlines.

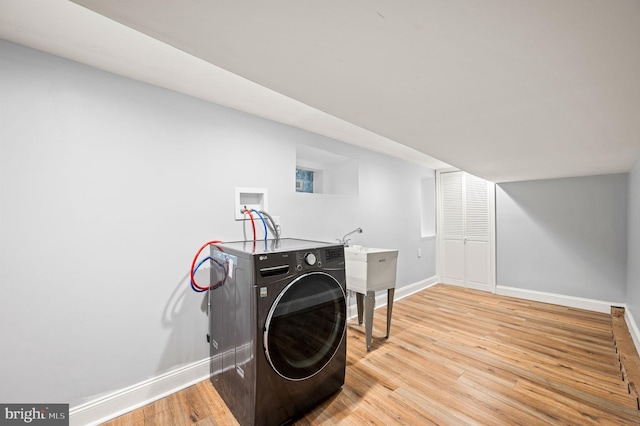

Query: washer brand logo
left=1, top=404, right=68, bottom=425
left=259, top=255, right=268, bottom=261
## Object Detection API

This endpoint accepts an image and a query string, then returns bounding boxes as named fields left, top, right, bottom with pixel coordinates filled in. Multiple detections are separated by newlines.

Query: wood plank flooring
left=612, top=306, right=640, bottom=408
left=102, top=284, right=640, bottom=425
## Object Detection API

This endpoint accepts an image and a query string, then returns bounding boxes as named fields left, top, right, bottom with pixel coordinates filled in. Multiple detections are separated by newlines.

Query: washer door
left=264, top=272, right=346, bottom=381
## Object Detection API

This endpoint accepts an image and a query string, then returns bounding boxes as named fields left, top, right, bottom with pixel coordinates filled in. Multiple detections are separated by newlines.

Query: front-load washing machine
left=208, top=238, right=347, bottom=426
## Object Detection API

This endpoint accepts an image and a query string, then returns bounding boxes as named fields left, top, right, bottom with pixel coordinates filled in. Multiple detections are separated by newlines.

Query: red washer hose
left=190, top=240, right=222, bottom=291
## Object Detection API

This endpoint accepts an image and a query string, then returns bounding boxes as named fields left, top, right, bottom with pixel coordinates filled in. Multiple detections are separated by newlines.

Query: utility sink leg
left=364, top=291, right=375, bottom=351
left=386, top=288, right=395, bottom=339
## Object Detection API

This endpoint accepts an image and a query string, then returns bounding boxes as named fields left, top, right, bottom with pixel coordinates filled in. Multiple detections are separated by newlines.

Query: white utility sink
left=344, top=246, right=398, bottom=351
left=344, top=246, right=398, bottom=293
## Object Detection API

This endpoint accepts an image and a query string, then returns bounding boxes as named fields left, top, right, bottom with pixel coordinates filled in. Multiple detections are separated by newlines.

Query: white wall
left=496, top=174, right=628, bottom=302
left=0, top=41, right=436, bottom=407
left=627, top=159, right=640, bottom=320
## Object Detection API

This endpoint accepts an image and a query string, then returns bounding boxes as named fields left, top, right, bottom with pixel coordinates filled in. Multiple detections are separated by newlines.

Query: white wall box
left=235, top=187, right=268, bottom=220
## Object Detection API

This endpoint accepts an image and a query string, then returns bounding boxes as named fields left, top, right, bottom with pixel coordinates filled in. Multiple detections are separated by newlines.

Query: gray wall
left=496, top=174, right=628, bottom=302
left=0, top=41, right=436, bottom=406
left=627, top=159, right=640, bottom=320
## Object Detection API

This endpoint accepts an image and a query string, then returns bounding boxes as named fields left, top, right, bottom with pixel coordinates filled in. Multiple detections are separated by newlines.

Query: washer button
left=304, top=252, right=317, bottom=266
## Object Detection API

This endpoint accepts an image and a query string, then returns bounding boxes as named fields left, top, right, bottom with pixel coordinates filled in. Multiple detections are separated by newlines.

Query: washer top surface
left=215, top=238, right=341, bottom=255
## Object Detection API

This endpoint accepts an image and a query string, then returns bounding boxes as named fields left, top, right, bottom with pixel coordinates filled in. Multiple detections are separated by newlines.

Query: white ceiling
left=2, top=0, right=640, bottom=183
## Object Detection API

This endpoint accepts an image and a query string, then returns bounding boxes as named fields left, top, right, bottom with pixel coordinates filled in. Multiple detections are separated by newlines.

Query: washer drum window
left=264, top=272, right=346, bottom=381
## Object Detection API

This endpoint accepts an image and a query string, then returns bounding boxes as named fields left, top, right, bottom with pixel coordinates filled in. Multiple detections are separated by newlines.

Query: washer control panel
left=294, top=247, right=344, bottom=271
left=296, top=249, right=321, bottom=271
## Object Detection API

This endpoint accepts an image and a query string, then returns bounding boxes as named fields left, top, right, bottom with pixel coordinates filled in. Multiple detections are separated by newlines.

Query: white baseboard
left=484, top=286, right=640, bottom=366
left=394, top=275, right=439, bottom=302
left=495, top=285, right=622, bottom=314
left=69, top=358, right=211, bottom=426
left=625, top=308, right=640, bottom=357
left=72, top=276, right=438, bottom=426
left=346, top=275, right=438, bottom=319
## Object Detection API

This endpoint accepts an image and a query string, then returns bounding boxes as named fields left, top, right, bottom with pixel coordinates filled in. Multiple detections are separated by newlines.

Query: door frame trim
left=435, top=169, right=496, bottom=293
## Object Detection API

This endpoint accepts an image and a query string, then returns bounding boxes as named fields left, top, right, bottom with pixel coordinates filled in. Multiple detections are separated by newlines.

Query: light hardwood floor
left=103, top=284, right=640, bottom=425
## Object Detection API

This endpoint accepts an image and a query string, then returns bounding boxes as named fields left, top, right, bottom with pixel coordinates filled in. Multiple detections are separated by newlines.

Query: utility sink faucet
left=339, top=227, right=363, bottom=246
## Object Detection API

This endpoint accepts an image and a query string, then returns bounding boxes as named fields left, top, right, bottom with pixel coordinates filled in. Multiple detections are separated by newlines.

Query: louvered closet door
left=464, top=173, right=491, bottom=291
left=441, top=172, right=466, bottom=286
left=440, top=171, right=494, bottom=292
